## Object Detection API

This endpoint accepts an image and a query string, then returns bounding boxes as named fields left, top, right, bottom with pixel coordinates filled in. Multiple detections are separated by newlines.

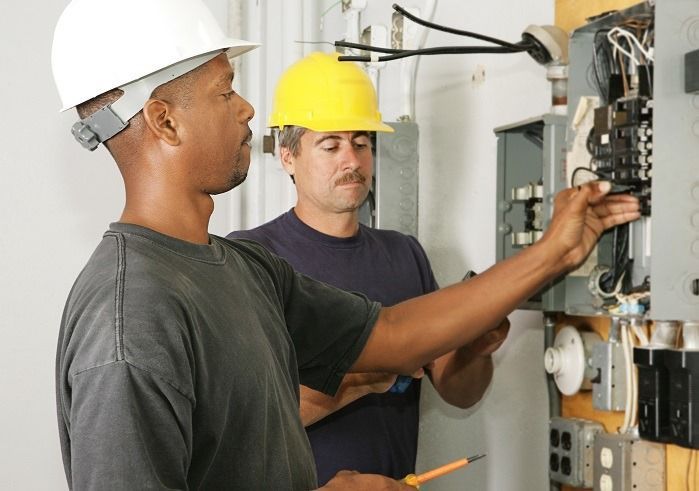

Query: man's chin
left=208, top=172, right=248, bottom=196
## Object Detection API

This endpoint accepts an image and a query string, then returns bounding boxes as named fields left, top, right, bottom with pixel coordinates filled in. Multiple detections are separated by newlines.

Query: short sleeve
left=283, top=271, right=381, bottom=395
left=406, top=235, right=439, bottom=293
left=67, top=361, right=193, bottom=490
left=223, top=238, right=381, bottom=396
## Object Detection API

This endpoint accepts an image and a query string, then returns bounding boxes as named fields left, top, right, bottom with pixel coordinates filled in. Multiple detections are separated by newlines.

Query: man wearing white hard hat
left=52, top=0, right=640, bottom=489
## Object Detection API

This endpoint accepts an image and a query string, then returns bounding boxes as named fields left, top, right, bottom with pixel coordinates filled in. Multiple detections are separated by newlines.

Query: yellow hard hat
left=268, top=52, right=394, bottom=133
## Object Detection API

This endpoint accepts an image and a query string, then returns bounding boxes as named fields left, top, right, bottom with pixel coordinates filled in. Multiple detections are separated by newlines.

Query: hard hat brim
left=58, top=41, right=259, bottom=112
left=269, top=118, right=395, bottom=133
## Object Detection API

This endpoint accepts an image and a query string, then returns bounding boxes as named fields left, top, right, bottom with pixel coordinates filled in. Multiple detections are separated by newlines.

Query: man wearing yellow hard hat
left=51, top=0, right=640, bottom=488
left=229, top=51, right=511, bottom=485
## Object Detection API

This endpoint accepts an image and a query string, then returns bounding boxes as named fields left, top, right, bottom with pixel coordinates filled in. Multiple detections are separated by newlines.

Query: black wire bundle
left=592, top=29, right=614, bottom=104
left=335, top=3, right=531, bottom=62
left=600, top=224, right=631, bottom=295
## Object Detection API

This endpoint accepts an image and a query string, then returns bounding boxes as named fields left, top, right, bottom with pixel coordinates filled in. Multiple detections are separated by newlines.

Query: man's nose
left=240, top=96, right=255, bottom=122
left=340, top=147, right=362, bottom=170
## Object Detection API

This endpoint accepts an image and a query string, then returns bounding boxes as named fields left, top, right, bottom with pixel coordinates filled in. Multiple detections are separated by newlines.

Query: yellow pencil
left=401, top=454, right=485, bottom=488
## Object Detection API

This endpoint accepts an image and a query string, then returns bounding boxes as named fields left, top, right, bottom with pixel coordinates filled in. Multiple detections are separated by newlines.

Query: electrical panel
left=494, top=1, right=699, bottom=319
left=359, top=122, right=419, bottom=237
left=549, top=417, right=603, bottom=488
left=593, top=433, right=665, bottom=491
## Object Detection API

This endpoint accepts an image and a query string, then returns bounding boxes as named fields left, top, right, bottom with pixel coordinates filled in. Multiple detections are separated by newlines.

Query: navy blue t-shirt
left=228, top=210, right=438, bottom=485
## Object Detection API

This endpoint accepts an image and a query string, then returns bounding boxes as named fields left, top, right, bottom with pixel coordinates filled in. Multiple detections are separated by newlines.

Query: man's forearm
left=428, top=348, right=494, bottom=409
left=300, top=373, right=396, bottom=426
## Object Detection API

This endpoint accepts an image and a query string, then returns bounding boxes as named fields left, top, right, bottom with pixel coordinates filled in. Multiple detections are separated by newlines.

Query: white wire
left=630, top=318, right=650, bottom=346
left=607, top=27, right=654, bottom=67
left=628, top=322, right=640, bottom=431
left=619, top=321, right=633, bottom=434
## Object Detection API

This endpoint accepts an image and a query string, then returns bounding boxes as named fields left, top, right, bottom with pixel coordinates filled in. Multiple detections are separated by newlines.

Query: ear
left=279, top=146, right=295, bottom=178
left=142, top=98, right=181, bottom=146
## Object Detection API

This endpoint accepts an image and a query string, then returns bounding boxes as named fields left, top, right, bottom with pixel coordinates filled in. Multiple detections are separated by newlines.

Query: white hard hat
left=51, top=0, right=259, bottom=150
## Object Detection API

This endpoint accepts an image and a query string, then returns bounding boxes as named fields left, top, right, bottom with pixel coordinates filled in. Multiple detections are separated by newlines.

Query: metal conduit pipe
left=544, top=313, right=561, bottom=491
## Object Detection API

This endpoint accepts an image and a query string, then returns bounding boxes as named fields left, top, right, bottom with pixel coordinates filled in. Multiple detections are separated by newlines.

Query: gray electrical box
left=593, top=433, right=665, bottom=491
left=494, top=114, right=568, bottom=310
left=591, top=341, right=628, bottom=411
left=650, top=0, right=699, bottom=320
left=359, top=122, right=419, bottom=237
left=549, top=417, right=604, bottom=488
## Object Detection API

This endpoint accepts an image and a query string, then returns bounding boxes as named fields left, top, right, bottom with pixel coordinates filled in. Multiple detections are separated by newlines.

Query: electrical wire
left=391, top=3, right=523, bottom=49
left=320, top=0, right=342, bottom=19
left=571, top=166, right=600, bottom=188
left=334, top=40, right=402, bottom=54
left=608, top=26, right=654, bottom=65
left=619, top=320, right=634, bottom=434
left=337, top=44, right=524, bottom=63
left=630, top=318, right=650, bottom=346
left=335, top=3, right=533, bottom=63
left=592, top=29, right=613, bottom=103
left=319, top=0, right=342, bottom=32
left=294, top=40, right=337, bottom=47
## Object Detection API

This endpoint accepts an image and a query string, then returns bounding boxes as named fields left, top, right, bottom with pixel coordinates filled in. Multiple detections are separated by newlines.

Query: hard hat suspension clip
left=70, top=51, right=221, bottom=150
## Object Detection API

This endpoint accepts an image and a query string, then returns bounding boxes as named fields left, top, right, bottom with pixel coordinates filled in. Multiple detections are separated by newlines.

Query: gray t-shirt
left=56, top=223, right=380, bottom=490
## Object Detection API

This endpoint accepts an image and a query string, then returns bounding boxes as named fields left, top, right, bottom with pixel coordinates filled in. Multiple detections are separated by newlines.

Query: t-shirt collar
left=284, top=209, right=363, bottom=248
left=108, top=222, right=226, bottom=262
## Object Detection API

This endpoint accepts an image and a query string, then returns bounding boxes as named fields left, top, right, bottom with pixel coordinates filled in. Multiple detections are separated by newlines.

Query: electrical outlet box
left=593, top=433, right=665, bottom=491
left=591, top=341, right=627, bottom=411
left=665, top=349, right=699, bottom=448
left=634, top=347, right=670, bottom=442
left=549, top=417, right=604, bottom=488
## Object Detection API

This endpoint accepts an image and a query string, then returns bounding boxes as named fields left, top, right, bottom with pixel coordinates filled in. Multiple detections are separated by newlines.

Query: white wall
left=0, top=0, right=230, bottom=488
left=237, top=1, right=553, bottom=490
left=1, top=0, right=553, bottom=489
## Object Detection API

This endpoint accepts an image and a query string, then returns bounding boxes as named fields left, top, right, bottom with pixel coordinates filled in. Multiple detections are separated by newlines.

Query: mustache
left=243, top=130, right=253, bottom=145
left=335, top=171, right=366, bottom=186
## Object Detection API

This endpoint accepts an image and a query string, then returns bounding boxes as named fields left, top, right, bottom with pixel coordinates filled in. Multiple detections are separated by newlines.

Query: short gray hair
left=277, top=126, right=307, bottom=157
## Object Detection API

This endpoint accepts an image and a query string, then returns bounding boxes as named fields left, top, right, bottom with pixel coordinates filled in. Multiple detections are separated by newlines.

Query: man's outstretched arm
left=351, top=182, right=640, bottom=375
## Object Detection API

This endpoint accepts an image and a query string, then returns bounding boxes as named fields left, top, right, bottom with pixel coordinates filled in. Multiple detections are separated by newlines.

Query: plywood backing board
left=556, top=314, right=695, bottom=490
left=555, top=0, right=642, bottom=34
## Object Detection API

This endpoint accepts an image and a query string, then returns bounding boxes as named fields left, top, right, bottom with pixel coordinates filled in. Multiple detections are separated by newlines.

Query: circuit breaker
left=665, top=349, right=699, bottom=448
left=549, top=417, right=603, bottom=488
left=634, top=347, right=670, bottom=443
